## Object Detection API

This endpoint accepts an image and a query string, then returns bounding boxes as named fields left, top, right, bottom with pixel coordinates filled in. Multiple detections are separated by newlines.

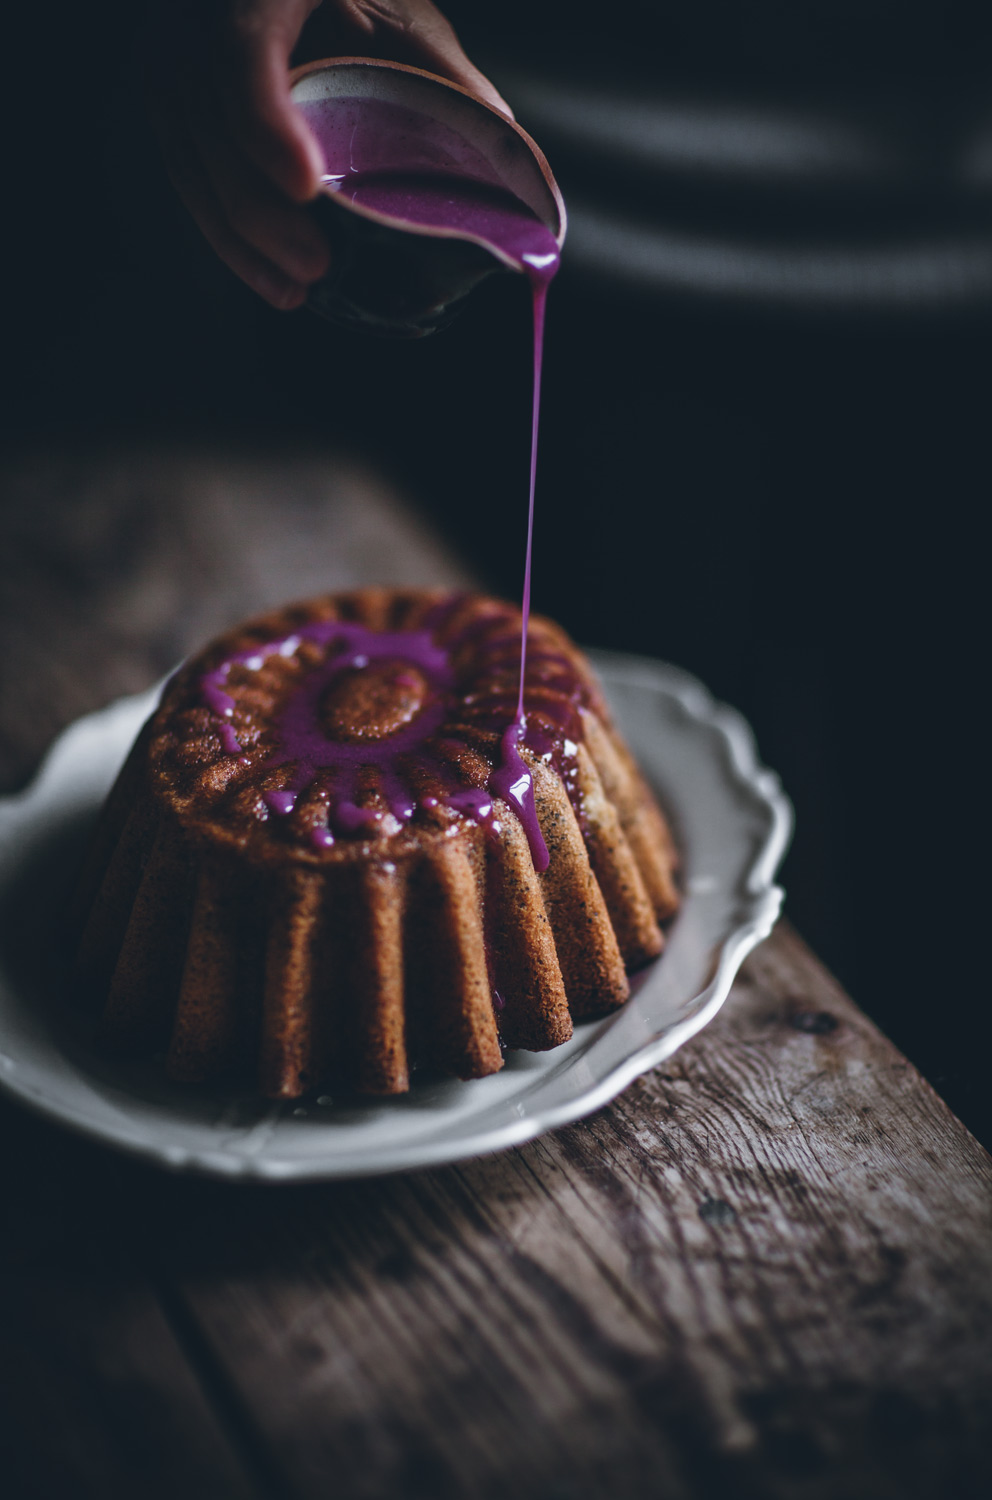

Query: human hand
left=149, top=1, right=509, bottom=310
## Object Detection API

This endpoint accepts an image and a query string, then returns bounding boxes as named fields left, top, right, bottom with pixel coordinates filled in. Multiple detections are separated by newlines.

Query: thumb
left=222, top=4, right=327, bottom=200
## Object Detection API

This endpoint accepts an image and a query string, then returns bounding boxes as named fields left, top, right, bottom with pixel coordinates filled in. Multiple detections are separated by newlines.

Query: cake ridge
left=70, top=589, right=680, bottom=1097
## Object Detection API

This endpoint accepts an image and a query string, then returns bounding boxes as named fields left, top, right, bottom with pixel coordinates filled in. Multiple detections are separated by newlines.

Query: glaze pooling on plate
left=0, top=656, right=792, bottom=1180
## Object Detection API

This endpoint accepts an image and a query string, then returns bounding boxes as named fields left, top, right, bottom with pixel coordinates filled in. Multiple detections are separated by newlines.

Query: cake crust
left=71, top=589, right=680, bottom=1097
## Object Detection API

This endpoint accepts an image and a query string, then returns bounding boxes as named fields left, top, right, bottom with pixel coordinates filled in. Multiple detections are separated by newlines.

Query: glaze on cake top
left=149, top=591, right=605, bottom=871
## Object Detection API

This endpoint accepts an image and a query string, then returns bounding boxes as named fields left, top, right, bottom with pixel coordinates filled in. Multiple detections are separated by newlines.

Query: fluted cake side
left=69, top=589, right=680, bottom=1097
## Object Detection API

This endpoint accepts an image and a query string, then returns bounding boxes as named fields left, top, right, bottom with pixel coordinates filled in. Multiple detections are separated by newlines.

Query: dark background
left=4, top=3, right=989, bottom=1137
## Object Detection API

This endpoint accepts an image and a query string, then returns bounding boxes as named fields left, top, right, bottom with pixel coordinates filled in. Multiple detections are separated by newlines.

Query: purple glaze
left=298, top=97, right=560, bottom=284
left=487, top=278, right=553, bottom=870
left=271, top=627, right=451, bottom=775
left=207, top=621, right=456, bottom=841
left=264, top=790, right=298, bottom=816
left=197, top=606, right=577, bottom=868
left=197, top=96, right=563, bottom=869
left=489, top=721, right=547, bottom=871
left=299, top=96, right=507, bottom=192
left=518, top=281, right=547, bottom=725
left=341, top=171, right=560, bottom=285
left=446, top=789, right=494, bottom=821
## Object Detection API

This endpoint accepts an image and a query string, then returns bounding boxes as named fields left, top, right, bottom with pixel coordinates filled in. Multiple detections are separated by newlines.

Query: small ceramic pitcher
left=289, top=58, right=566, bottom=337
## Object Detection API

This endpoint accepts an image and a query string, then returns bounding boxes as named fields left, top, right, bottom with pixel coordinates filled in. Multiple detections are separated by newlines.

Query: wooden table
left=2, top=444, right=990, bottom=1500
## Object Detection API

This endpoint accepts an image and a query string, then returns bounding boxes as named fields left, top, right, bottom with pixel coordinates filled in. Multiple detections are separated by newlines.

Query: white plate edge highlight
left=0, top=651, right=793, bottom=1180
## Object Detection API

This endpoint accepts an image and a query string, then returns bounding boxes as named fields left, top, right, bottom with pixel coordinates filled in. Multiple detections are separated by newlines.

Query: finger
left=159, top=120, right=309, bottom=310
left=220, top=3, right=327, bottom=201
left=195, top=125, right=330, bottom=284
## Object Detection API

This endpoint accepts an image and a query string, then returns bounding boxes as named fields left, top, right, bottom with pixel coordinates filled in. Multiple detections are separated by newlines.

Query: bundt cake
left=69, top=589, right=680, bottom=1097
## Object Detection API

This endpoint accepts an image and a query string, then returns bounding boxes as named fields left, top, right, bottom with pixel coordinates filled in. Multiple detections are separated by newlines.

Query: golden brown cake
left=69, top=589, right=679, bottom=1097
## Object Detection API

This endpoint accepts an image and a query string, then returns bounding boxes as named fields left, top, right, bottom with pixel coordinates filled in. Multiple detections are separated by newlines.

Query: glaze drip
left=195, top=600, right=592, bottom=870
left=202, top=620, right=454, bottom=849
left=198, top=94, right=562, bottom=869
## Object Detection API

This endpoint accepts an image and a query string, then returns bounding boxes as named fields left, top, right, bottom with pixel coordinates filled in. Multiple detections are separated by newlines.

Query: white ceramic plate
left=0, top=654, right=791, bottom=1181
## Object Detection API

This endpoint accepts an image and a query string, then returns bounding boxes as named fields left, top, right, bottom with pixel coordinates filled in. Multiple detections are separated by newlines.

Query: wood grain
left=0, top=441, right=471, bottom=792
left=0, top=1109, right=261, bottom=1500
left=128, top=925, right=989, bottom=1500
left=1, top=444, right=990, bottom=1498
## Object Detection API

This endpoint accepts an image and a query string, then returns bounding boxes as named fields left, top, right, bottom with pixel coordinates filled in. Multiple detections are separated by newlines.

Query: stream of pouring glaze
left=200, top=95, right=561, bottom=869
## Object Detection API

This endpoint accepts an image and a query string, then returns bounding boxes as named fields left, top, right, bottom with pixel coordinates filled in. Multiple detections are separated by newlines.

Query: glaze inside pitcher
left=290, top=60, right=565, bottom=336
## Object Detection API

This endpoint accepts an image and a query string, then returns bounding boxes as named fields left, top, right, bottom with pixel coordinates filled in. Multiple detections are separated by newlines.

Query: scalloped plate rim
left=0, top=650, right=793, bottom=1180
